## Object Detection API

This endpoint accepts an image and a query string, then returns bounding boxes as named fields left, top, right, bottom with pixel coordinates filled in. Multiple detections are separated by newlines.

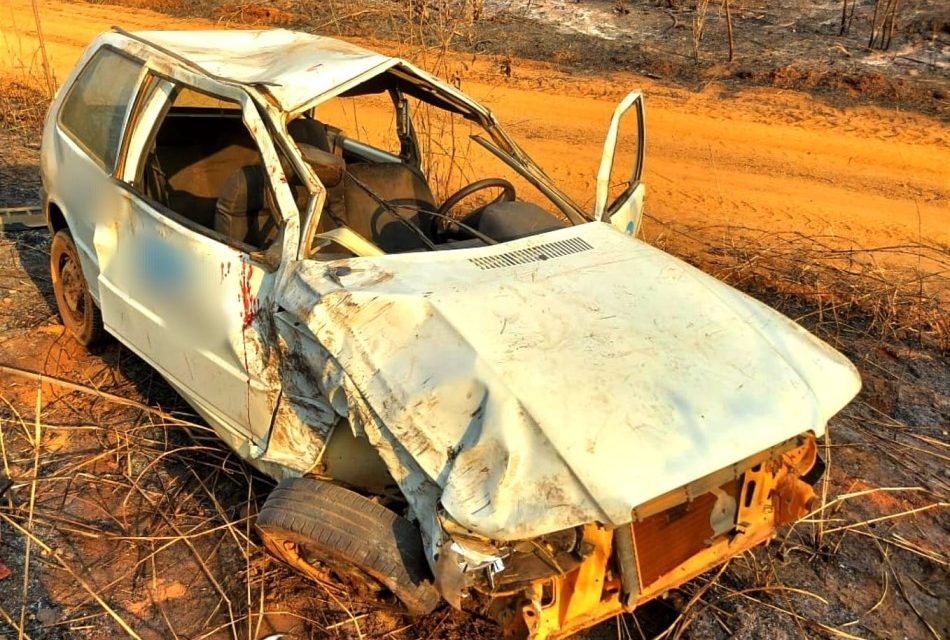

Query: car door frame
left=106, top=54, right=300, bottom=448
left=593, top=91, right=646, bottom=236
left=46, top=43, right=153, bottom=307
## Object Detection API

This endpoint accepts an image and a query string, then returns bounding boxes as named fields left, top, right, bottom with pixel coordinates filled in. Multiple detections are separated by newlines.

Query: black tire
left=49, top=229, right=104, bottom=346
left=257, top=477, right=441, bottom=616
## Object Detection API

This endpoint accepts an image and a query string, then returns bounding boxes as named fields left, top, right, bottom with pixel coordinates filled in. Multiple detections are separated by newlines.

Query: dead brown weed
left=643, top=215, right=950, bottom=351
left=0, top=79, right=46, bottom=135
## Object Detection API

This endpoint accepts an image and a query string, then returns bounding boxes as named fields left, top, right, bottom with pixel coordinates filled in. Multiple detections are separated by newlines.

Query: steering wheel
left=435, top=178, right=516, bottom=237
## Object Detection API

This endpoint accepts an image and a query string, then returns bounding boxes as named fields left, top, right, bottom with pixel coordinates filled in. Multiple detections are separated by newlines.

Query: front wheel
left=256, top=477, right=441, bottom=616
left=49, top=229, right=104, bottom=346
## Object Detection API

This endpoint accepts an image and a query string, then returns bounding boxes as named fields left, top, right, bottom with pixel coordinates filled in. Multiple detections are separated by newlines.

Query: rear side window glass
left=59, top=48, right=142, bottom=171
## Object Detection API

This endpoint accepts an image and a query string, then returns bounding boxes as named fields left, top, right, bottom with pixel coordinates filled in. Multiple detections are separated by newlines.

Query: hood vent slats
left=469, top=237, right=593, bottom=270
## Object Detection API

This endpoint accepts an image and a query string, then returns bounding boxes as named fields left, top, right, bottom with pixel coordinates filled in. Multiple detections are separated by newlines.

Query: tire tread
left=257, top=477, right=440, bottom=616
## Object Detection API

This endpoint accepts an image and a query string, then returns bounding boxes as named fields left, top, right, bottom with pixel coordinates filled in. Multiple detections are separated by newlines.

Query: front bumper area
left=485, top=434, right=820, bottom=639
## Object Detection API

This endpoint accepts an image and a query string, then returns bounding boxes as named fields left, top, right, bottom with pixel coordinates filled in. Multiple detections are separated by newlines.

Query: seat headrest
left=288, top=117, right=331, bottom=153
left=298, top=143, right=345, bottom=188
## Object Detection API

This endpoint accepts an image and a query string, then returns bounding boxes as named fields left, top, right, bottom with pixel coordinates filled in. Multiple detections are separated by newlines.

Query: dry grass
left=1, top=0, right=55, bottom=136
left=0, top=363, right=274, bottom=638
left=0, top=216, right=946, bottom=638
left=642, top=214, right=950, bottom=351
left=0, top=78, right=47, bottom=135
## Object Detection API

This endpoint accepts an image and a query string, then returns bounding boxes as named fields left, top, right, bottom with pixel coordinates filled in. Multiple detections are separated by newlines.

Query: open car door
left=593, top=91, right=646, bottom=236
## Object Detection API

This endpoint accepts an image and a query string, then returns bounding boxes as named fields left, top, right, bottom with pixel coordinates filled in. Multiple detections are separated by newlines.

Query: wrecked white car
left=41, top=29, right=861, bottom=638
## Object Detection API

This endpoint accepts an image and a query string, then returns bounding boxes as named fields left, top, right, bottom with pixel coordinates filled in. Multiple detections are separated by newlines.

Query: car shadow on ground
left=0, top=220, right=698, bottom=638
left=2, top=228, right=55, bottom=326
left=0, top=226, right=295, bottom=637
left=0, top=160, right=42, bottom=210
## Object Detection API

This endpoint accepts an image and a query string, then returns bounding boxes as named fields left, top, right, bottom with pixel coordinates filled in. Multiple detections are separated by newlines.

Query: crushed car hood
left=281, top=222, right=861, bottom=540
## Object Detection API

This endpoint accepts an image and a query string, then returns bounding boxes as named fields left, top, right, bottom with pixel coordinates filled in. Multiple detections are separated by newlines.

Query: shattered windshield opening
left=290, top=68, right=583, bottom=259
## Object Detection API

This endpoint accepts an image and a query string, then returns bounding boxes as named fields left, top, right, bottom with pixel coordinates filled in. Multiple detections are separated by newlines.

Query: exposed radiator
left=632, top=479, right=739, bottom=587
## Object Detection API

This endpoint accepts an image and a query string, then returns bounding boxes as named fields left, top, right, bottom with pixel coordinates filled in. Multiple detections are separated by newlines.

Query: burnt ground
left=88, top=0, right=950, bottom=119
left=0, top=109, right=948, bottom=639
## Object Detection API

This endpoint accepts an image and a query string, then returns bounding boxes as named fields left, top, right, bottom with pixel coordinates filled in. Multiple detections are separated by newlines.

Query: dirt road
left=2, top=0, right=948, bottom=255
left=1, top=2, right=948, bottom=639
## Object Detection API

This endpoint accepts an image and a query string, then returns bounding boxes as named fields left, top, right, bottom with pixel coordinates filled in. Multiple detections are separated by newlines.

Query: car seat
left=215, top=165, right=278, bottom=248
left=342, top=163, right=437, bottom=253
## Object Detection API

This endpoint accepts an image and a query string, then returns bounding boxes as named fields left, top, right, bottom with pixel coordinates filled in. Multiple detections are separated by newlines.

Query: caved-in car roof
left=131, top=29, right=484, bottom=118
left=134, top=29, right=396, bottom=113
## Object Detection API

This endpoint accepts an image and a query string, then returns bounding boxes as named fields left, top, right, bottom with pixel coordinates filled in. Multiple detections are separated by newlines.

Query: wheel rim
left=57, top=251, right=86, bottom=324
left=263, top=532, right=388, bottom=600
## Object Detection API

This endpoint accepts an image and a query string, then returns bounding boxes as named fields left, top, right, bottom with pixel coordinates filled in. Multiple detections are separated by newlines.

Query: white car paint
left=137, top=29, right=393, bottom=113
left=279, top=222, right=861, bottom=541
left=41, top=27, right=861, bottom=589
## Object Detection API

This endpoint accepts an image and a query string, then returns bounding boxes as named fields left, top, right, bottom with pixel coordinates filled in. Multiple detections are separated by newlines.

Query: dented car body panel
left=133, top=29, right=395, bottom=114
left=42, top=28, right=861, bottom=639
left=278, top=222, right=859, bottom=540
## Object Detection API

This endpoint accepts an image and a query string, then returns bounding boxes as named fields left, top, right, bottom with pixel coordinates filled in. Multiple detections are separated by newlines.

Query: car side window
left=59, top=47, right=142, bottom=172
left=316, top=93, right=401, bottom=158
left=130, top=85, right=284, bottom=252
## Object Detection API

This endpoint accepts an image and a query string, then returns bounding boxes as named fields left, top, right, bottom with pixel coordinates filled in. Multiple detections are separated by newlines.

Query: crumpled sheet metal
left=134, top=29, right=393, bottom=113
left=279, top=222, right=861, bottom=541
left=271, top=313, right=444, bottom=540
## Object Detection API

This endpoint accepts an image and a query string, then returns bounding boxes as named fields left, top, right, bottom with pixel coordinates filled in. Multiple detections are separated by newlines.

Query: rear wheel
left=257, top=477, right=441, bottom=616
left=50, top=229, right=104, bottom=346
